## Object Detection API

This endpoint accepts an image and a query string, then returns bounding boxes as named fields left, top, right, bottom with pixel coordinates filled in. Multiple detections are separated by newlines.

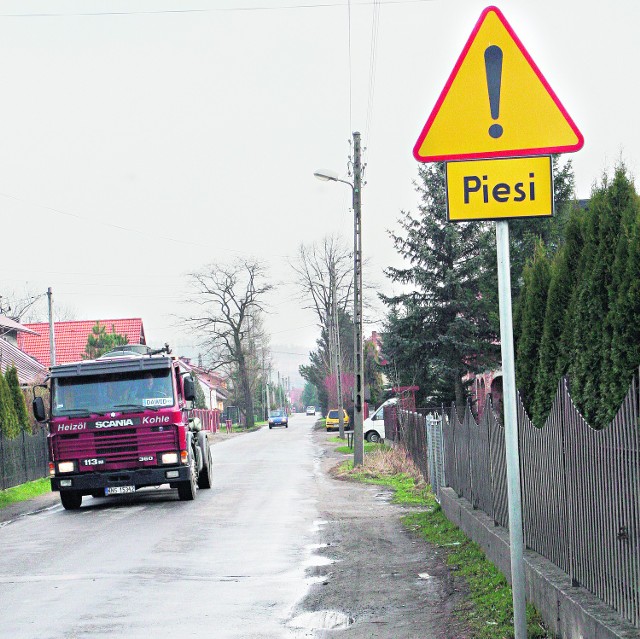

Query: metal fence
left=383, top=405, right=446, bottom=500
left=391, top=376, right=639, bottom=628
left=0, top=428, right=48, bottom=490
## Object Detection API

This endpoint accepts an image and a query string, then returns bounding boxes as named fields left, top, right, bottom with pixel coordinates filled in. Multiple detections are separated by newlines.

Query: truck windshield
left=52, top=369, right=174, bottom=417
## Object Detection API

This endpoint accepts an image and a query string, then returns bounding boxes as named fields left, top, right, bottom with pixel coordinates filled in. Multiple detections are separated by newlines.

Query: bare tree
left=185, top=259, right=274, bottom=429
left=0, top=289, right=44, bottom=322
left=290, top=235, right=353, bottom=330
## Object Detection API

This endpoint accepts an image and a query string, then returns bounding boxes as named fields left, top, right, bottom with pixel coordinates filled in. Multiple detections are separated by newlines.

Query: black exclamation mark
left=484, top=45, right=503, bottom=138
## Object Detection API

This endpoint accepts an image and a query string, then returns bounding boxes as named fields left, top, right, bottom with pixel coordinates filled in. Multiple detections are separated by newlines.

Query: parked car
left=306, top=406, right=316, bottom=416
left=362, top=398, right=397, bottom=443
left=268, top=409, right=288, bottom=429
left=325, top=409, right=350, bottom=431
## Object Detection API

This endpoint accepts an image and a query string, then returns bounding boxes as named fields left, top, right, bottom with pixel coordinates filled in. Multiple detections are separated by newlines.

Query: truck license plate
left=105, top=485, right=135, bottom=495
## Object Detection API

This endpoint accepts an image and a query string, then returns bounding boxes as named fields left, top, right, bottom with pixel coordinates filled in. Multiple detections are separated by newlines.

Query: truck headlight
left=57, top=461, right=75, bottom=473
left=161, top=452, right=178, bottom=465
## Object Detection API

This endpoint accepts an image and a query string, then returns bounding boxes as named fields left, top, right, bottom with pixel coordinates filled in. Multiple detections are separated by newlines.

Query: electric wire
left=364, top=0, right=381, bottom=150
left=347, top=0, right=353, bottom=135
left=0, top=0, right=436, bottom=18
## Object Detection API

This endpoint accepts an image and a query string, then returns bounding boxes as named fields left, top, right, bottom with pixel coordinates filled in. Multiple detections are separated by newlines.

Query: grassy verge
left=336, top=448, right=551, bottom=639
left=0, top=478, right=51, bottom=510
left=334, top=442, right=389, bottom=455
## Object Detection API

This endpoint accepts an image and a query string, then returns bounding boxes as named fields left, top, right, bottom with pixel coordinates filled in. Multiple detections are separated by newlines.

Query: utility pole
left=47, top=287, right=56, bottom=367
left=331, top=259, right=345, bottom=438
left=352, top=131, right=364, bottom=466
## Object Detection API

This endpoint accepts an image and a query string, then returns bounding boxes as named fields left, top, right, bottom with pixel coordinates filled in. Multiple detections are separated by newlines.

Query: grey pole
left=47, top=287, right=56, bottom=367
left=495, top=220, right=527, bottom=639
left=352, top=131, right=364, bottom=466
left=332, top=260, right=345, bottom=438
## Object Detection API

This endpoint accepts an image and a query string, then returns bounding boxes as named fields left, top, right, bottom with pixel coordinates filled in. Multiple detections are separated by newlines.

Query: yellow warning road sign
left=446, top=156, right=553, bottom=221
left=414, top=6, right=583, bottom=162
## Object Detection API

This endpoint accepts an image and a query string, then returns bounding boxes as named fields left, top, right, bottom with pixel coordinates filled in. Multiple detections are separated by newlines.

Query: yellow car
left=326, top=409, right=350, bottom=431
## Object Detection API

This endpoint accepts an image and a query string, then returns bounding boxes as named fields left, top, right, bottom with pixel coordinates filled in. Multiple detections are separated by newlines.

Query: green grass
left=343, top=464, right=430, bottom=505
left=334, top=442, right=389, bottom=455
left=0, top=478, right=51, bottom=510
left=343, top=465, right=551, bottom=638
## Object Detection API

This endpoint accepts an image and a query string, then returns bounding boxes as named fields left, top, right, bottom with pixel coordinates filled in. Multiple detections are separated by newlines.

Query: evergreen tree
left=299, top=327, right=331, bottom=415
left=0, top=371, right=20, bottom=439
left=515, top=242, right=551, bottom=417
left=381, top=162, right=498, bottom=410
left=84, top=322, right=129, bottom=359
left=569, top=168, right=631, bottom=424
left=509, top=155, right=576, bottom=292
left=5, top=365, right=29, bottom=432
left=532, top=211, right=584, bottom=425
left=603, top=191, right=640, bottom=421
left=301, top=382, right=319, bottom=408
left=191, top=373, right=208, bottom=410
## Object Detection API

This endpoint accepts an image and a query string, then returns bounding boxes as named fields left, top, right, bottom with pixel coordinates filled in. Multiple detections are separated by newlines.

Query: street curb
left=0, top=490, right=59, bottom=525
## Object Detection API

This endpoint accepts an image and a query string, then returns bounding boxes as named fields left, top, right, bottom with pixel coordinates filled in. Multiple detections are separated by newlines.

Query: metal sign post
left=412, top=9, right=583, bottom=637
left=496, top=220, right=527, bottom=639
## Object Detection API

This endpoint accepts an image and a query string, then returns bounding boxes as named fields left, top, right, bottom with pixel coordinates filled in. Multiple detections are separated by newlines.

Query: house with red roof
left=178, top=357, right=228, bottom=411
left=17, top=318, right=146, bottom=368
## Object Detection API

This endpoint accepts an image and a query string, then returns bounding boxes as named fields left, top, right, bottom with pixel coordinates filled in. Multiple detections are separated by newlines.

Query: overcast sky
left=0, top=0, right=633, bottom=386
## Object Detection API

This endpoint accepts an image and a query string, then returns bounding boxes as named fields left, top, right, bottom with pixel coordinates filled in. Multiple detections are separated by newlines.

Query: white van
left=363, top=398, right=397, bottom=443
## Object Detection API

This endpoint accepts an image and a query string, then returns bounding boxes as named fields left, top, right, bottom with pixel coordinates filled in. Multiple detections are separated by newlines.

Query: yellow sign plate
left=446, top=156, right=553, bottom=221
left=414, top=7, right=583, bottom=162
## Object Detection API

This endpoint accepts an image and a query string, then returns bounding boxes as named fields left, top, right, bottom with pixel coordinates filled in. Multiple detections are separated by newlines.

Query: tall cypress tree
left=533, top=211, right=584, bottom=425
left=0, top=371, right=20, bottom=439
left=515, top=242, right=551, bottom=417
left=382, top=162, right=498, bottom=409
left=567, top=182, right=605, bottom=421
left=604, top=197, right=640, bottom=421
left=5, top=365, right=29, bottom=432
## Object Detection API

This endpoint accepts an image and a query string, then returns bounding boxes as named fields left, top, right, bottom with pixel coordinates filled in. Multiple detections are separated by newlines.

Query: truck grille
left=55, top=426, right=178, bottom=468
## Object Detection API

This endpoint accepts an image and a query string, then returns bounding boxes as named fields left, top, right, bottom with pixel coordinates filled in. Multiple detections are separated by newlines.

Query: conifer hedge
left=515, top=165, right=640, bottom=427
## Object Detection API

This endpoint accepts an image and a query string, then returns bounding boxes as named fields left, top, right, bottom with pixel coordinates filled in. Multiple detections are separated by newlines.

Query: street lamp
left=313, top=131, right=364, bottom=466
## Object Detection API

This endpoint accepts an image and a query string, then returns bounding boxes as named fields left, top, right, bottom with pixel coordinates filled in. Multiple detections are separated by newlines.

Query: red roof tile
left=17, top=318, right=146, bottom=368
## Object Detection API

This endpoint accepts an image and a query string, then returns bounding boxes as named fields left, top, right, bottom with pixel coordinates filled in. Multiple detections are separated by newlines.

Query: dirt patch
left=291, top=429, right=470, bottom=639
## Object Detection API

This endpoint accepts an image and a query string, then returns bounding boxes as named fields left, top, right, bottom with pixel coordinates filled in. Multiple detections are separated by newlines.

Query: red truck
left=33, top=345, right=212, bottom=510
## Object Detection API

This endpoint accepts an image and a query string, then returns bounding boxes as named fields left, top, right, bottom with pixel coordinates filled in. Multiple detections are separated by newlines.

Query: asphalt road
left=0, top=415, right=466, bottom=639
left=1, top=415, right=323, bottom=639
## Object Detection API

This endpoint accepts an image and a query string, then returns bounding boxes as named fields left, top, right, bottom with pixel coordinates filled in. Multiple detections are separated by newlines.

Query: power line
left=0, top=190, right=298, bottom=260
left=364, top=0, right=381, bottom=147
left=347, top=0, right=353, bottom=134
left=0, top=1, right=436, bottom=19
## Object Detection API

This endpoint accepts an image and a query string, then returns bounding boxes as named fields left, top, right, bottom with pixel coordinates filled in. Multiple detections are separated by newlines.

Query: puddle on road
left=303, top=555, right=335, bottom=568
left=418, top=573, right=432, bottom=580
left=288, top=610, right=353, bottom=631
left=310, top=520, right=329, bottom=533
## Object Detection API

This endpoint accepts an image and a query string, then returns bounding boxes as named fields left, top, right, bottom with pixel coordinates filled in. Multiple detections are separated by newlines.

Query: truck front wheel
left=177, top=452, right=198, bottom=501
left=197, top=433, right=213, bottom=489
left=60, top=491, right=82, bottom=510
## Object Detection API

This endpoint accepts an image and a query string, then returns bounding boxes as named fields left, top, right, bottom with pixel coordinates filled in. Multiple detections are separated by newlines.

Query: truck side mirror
left=33, top=397, right=47, bottom=423
left=183, top=377, right=196, bottom=402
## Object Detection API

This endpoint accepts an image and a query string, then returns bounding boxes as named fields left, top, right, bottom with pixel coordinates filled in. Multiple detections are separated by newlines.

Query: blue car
left=268, top=409, right=288, bottom=429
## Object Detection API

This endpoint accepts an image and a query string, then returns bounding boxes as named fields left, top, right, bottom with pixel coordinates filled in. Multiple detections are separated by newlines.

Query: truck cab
left=33, top=346, right=212, bottom=510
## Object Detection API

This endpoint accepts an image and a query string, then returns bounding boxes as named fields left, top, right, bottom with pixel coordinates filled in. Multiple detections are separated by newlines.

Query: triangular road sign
left=414, top=6, right=583, bottom=162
